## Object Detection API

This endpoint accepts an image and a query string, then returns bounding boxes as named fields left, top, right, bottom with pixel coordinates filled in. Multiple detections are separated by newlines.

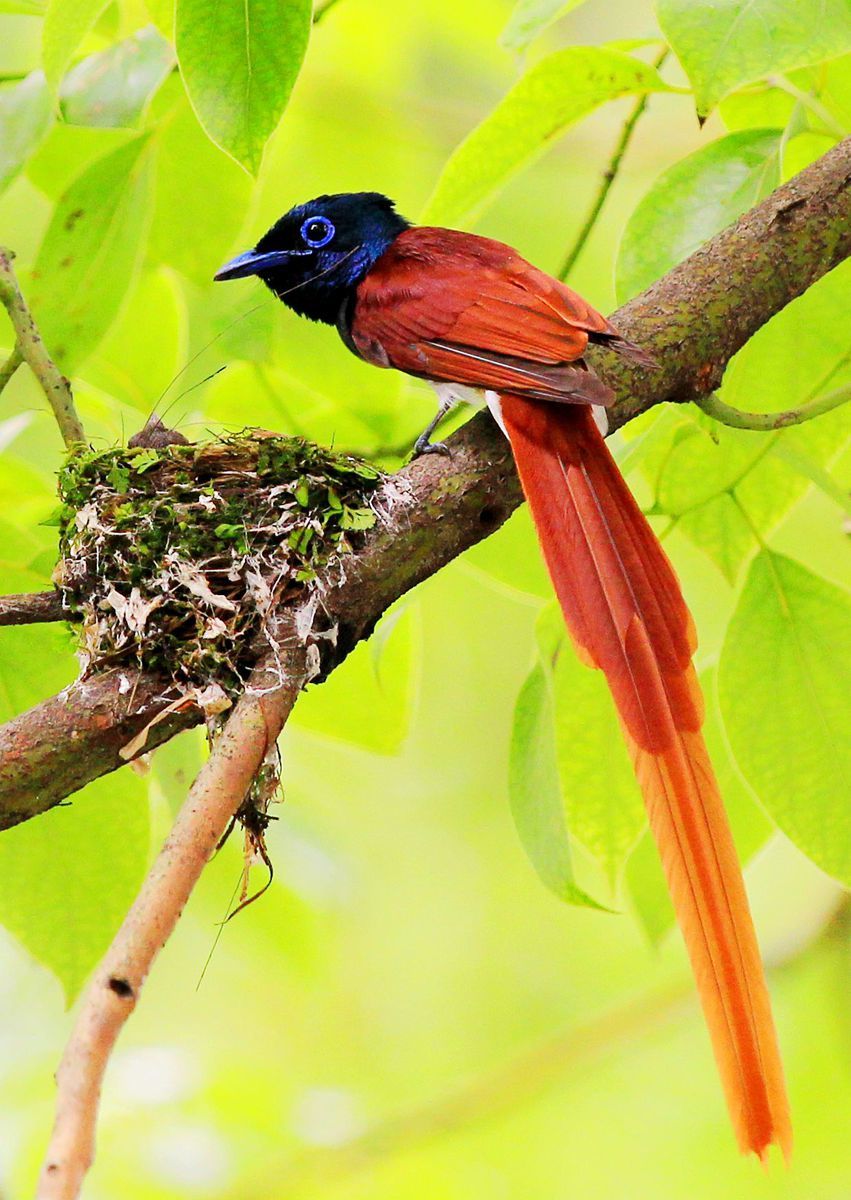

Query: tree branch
left=0, top=591, right=67, bottom=626
left=0, top=247, right=85, bottom=449
left=1, top=136, right=850, bottom=828
left=35, top=626, right=309, bottom=1200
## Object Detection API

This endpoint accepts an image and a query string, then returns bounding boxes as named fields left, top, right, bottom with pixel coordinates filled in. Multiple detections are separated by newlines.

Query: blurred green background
left=1, top=0, right=850, bottom=1196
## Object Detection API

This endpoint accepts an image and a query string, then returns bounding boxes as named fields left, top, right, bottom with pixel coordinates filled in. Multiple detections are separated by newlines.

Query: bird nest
left=54, top=431, right=384, bottom=700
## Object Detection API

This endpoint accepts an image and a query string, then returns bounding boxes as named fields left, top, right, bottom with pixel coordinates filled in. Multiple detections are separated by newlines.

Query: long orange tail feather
left=501, top=396, right=791, bottom=1160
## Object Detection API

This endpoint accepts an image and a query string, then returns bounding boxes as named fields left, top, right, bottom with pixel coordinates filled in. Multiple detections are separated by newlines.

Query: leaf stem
left=695, top=383, right=851, bottom=431
left=558, top=47, right=669, bottom=281
left=0, top=247, right=85, bottom=449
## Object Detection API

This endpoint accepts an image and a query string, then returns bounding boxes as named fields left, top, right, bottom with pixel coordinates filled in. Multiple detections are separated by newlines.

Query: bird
left=215, top=191, right=791, bottom=1160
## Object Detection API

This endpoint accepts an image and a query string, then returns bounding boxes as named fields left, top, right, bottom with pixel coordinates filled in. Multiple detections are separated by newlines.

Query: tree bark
left=1, top=136, right=850, bottom=829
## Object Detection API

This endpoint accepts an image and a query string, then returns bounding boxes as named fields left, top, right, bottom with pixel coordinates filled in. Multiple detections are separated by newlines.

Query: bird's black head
left=214, top=192, right=410, bottom=324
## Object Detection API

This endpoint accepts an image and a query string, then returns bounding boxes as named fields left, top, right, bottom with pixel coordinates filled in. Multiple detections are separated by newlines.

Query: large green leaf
left=175, top=0, right=312, bottom=175
left=28, top=135, right=154, bottom=373
left=636, top=263, right=851, bottom=581
left=657, top=0, right=851, bottom=116
left=147, top=92, right=251, bottom=285
left=616, top=129, right=782, bottom=303
left=625, top=668, right=773, bottom=944
left=423, top=47, right=671, bottom=225
left=60, top=26, right=175, bottom=129
left=546, top=607, right=645, bottom=885
left=718, top=550, right=851, bottom=886
left=509, top=649, right=605, bottom=909
left=500, top=0, right=588, bottom=51
left=42, top=0, right=112, bottom=90
left=293, top=602, right=419, bottom=755
left=0, top=71, right=53, bottom=195
left=0, top=769, right=150, bottom=1004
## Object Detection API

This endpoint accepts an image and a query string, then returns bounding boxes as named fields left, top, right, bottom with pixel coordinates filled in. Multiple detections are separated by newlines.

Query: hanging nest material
left=54, top=431, right=385, bottom=699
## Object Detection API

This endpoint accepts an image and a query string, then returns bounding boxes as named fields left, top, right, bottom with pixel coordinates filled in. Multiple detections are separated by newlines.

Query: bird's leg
left=412, top=386, right=457, bottom=458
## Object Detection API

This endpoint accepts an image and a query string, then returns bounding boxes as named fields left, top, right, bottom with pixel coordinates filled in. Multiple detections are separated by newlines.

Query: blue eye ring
left=300, top=215, right=335, bottom=248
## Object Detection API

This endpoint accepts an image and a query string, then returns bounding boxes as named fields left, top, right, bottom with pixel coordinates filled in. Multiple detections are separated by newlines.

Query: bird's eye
left=300, top=216, right=335, bottom=248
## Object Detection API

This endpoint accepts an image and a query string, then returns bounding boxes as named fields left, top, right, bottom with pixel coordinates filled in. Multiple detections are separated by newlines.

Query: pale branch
left=695, top=382, right=851, bottom=430
left=35, top=628, right=309, bottom=1200
left=0, top=247, right=85, bottom=449
left=558, top=46, right=670, bottom=282
left=1, top=136, right=850, bottom=828
left=0, top=591, right=66, bottom=626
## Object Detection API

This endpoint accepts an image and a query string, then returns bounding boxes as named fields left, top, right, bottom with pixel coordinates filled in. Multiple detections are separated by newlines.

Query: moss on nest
left=55, top=431, right=383, bottom=695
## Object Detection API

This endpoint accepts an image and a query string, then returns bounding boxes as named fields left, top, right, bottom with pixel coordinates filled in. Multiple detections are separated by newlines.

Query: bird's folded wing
left=351, top=227, right=621, bottom=404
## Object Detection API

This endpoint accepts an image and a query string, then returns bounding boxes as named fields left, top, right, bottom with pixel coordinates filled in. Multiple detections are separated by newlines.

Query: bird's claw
left=412, top=437, right=451, bottom=459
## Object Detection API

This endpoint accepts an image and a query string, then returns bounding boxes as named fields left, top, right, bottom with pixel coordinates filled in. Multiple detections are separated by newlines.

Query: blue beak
left=213, top=248, right=293, bottom=281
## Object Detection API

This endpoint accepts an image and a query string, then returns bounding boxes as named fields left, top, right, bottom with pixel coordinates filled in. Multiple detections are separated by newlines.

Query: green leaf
left=616, top=129, right=782, bottom=303
left=42, top=0, right=112, bottom=91
left=719, top=83, right=796, bottom=133
left=0, top=71, right=54, bottom=195
left=0, top=769, right=150, bottom=1003
left=144, top=0, right=174, bottom=39
left=771, top=439, right=851, bottom=515
left=423, top=47, right=671, bottom=225
left=0, top=622, right=75, bottom=713
left=0, top=0, right=46, bottom=11
left=28, top=135, right=154, bottom=373
left=60, top=26, right=175, bottom=129
left=546, top=605, right=646, bottom=884
left=676, top=493, right=756, bottom=585
left=148, top=91, right=252, bottom=285
left=499, top=0, right=588, bottom=51
left=175, top=0, right=312, bottom=175
left=626, top=668, right=772, bottom=944
left=657, top=0, right=851, bottom=116
left=293, top=602, right=418, bottom=755
left=509, top=649, right=606, bottom=908
left=633, top=263, right=851, bottom=580
left=718, top=550, right=851, bottom=886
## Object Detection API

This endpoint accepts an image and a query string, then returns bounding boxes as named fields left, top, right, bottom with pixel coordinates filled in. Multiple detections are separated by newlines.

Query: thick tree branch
left=36, top=628, right=309, bottom=1200
left=1, top=137, right=850, bottom=828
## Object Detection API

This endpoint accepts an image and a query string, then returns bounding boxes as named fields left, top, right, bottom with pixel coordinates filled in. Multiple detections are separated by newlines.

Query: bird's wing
left=350, top=227, right=648, bottom=405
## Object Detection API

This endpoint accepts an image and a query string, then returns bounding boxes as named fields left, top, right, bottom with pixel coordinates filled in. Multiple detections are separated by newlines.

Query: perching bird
left=215, top=192, right=791, bottom=1159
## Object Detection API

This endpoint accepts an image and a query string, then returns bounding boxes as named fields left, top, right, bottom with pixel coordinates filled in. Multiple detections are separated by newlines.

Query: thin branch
left=0, top=343, right=23, bottom=394
left=0, top=248, right=85, bottom=449
left=695, top=382, right=851, bottom=430
left=0, top=591, right=66, bottom=626
left=558, top=47, right=670, bottom=281
left=35, top=628, right=309, bottom=1200
left=1, top=136, right=850, bottom=828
